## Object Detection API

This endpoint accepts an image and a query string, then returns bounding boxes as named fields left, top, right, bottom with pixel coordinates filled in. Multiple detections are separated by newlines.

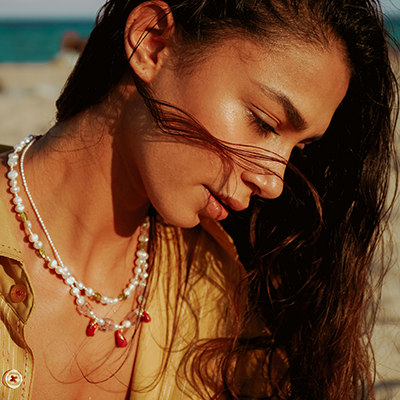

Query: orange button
left=10, top=284, right=27, bottom=303
left=2, top=369, right=22, bottom=389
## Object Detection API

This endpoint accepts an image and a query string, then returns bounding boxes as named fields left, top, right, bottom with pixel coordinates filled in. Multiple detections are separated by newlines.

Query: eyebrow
left=257, top=83, right=309, bottom=131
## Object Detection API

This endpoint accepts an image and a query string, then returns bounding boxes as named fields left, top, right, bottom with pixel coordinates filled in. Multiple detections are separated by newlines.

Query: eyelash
left=248, top=111, right=278, bottom=137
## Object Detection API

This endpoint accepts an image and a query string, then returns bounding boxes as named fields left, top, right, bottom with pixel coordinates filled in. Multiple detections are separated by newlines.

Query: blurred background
left=1, top=0, right=400, bottom=398
left=0, top=0, right=104, bottom=144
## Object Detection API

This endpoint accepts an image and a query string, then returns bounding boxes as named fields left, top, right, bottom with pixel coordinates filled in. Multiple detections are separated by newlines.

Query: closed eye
left=248, top=111, right=278, bottom=137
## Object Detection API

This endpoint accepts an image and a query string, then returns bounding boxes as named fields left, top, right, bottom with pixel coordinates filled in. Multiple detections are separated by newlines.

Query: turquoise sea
left=0, top=19, right=95, bottom=63
left=0, top=16, right=400, bottom=63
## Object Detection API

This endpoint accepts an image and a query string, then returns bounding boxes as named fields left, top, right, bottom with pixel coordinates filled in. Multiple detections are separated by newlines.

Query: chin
left=156, top=208, right=201, bottom=229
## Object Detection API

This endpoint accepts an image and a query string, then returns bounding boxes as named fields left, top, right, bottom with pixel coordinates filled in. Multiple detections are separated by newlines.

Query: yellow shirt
left=0, top=189, right=244, bottom=398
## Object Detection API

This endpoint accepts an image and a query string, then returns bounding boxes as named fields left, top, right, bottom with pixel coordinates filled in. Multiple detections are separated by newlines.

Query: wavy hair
left=55, top=1, right=398, bottom=399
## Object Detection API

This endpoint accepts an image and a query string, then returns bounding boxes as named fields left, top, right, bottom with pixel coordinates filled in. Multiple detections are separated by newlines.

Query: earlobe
left=125, top=1, right=175, bottom=83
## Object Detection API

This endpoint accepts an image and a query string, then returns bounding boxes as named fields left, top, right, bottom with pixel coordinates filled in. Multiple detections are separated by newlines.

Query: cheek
left=137, top=145, right=207, bottom=228
left=139, top=140, right=223, bottom=197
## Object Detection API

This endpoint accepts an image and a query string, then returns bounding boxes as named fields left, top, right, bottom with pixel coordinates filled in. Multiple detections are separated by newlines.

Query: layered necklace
left=7, top=136, right=151, bottom=348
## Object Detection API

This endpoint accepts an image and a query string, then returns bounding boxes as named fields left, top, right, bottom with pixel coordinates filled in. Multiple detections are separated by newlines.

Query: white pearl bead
left=136, top=250, right=149, bottom=260
left=138, top=296, right=145, bottom=304
left=10, top=186, right=20, bottom=194
left=122, top=320, right=132, bottom=329
left=97, top=318, right=105, bottom=326
left=22, top=137, right=30, bottom=144
left=141, top=272, right=149, bottom=279
left=24, top=221, right=32, bottom=230
left=55, top=266, right=64, bottom=275
left=8, top=153, right=17, bottom=159
left=139, top=281, right=147, bottom=287
left=48, top=259, right=57, bottom=269
left=7, top=170, right=18, bottom=179
left=123, top=288, right=131, bottom=296
left=100, top=296, right=108, bottom=304
left=29, top=233, right=39, bottom=243
left=7, top=159, right=17, bottom=167
left=131, top=279, right=139, bottom=286
left=12, top=196, right=22, bottom=205
left=128, top=284, right=135, bottom=291
left=9, top=179, right=17, bottom=187
left=15, top=204, right=25, bottom=213
left=70, top=287, right=80, bottom=296
left=33, top=241, right=43, bottom=249
left=89, top=311, right=95, bottom=316
left=76, top=296, right=85, bottom=306
left=76, top=282, right=84, bottom=290
left=134, top=267, right=142, bottom=275
left=85, top=287, right=94, bottom=297
left=62, top=271, right=72, bottom=279
left=114, top=324, right=120, bottom=331
left=66, top=277, right=75, bottom=286
left=139, top=234, right=149, bottom=243
left=13, top=145, right=22, bottom=152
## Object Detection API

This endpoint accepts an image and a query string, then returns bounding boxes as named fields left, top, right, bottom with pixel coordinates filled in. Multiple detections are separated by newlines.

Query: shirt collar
left=0, top=184, right=34, bottom=323
left=0, top=190, right=24, bottom=263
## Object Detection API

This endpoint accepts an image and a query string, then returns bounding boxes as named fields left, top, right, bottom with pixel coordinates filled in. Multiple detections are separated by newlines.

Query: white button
left=2, top=369, right=22, bottom=389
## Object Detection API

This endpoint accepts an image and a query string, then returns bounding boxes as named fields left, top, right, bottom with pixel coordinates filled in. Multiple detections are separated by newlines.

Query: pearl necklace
left=7, top=136, right=151, bottom=347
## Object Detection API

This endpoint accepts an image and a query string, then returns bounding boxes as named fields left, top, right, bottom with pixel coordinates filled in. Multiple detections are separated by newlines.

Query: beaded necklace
left=7, top=136, right=150, bottom=347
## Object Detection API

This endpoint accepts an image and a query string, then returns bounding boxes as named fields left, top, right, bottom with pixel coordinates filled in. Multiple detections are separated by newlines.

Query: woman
left=0, top=0, right=397, bottom=399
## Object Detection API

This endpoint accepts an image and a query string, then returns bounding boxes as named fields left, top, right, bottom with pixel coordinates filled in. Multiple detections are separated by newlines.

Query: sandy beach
left=0, top=55, right=77, bottom=145
left=0, top=58, right=400, bottom=398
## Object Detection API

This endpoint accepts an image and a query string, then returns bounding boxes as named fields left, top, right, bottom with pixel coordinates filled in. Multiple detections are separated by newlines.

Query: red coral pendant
left=140, top=311, right=151, bottom=323
left=86, top=320, right=98, bottom=337
left=115, top=330, right=128, bottom=348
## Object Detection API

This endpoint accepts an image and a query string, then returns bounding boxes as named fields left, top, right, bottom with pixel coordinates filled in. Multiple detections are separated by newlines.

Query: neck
left=19, top=94, right=151, bottom=278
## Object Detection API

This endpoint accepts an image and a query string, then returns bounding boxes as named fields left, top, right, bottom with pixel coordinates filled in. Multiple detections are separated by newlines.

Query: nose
left=241, top=163, right=286, bottom=200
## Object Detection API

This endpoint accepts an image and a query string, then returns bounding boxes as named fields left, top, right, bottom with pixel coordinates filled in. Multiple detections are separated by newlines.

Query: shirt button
left=10, top=284, right=28, bottom=303
left=2, top=369, right=23, bottom=389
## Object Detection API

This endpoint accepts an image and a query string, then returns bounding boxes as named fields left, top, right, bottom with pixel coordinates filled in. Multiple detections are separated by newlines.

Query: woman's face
left=126, top=38, right=350, bottom=228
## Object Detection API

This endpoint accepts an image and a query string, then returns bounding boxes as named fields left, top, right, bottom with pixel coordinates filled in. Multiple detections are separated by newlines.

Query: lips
left=203, top=187, right=229, bottom=221
left=211, top=191, right=229, bottom=208
left=216, top=193, right=248, bottom=212
left=203, top=187, right=248, bottom=220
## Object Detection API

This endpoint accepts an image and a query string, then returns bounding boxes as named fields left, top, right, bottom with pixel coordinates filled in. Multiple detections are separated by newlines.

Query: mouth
left=203, top=186, right=230, bottom=221
left=210, top=191, right=232, bottom=210
left=208, top=189, right=248, bottom=212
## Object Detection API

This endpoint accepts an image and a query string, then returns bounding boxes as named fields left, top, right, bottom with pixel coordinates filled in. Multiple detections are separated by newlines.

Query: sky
left=0, top=0, right=106, bottom=18
left=0, top=0, right=399, bottom=18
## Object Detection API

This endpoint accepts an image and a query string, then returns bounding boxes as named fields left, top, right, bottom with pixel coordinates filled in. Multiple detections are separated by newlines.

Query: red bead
left=115, top=330, right=128, bottom=348
left=86, top=321, right=98, bottom=337
left=140, top=311, right=151, bottom=323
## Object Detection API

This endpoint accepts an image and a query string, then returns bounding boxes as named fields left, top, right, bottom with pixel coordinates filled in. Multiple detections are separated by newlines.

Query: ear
left=125, top=1, right=175, bottom=83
